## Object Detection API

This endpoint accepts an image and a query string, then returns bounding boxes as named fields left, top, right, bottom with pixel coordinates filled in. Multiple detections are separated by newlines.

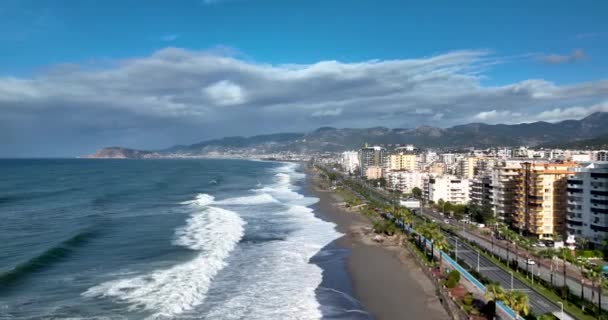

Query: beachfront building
left=386, top=171, right=425, bottom=193
left=512, top=162, right=575, bottom=239
left=424, top=175, right=470, bottom=205
left=341, top=151, right=360, bottom=174
left=388, top=153, right=417, bottom=172
left=359, top=145, right=386, bottom=177
left=566, top=162, right=608, bottom=247
left=491, top=161, right=521, bottom=224
left=364, top=166, right=384, bottom=180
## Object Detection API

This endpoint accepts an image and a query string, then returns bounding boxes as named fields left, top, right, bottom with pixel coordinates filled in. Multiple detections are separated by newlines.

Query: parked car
left=525, top=259, right=536, bottom=265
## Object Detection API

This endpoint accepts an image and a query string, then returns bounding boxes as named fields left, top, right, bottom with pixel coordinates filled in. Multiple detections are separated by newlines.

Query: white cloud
left=543, top=49, right=586, bottom=64
left=1, top=47, right=608, bottom=156
left=312, top=108, right=342, bottom=117
left=473, top=110, right=523, bottom=122
left=204, top=80, right=246, bottom=106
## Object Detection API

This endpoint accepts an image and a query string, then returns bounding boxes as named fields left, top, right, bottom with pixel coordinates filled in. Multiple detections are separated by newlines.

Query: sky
left=1, top=0, right=607, bottom=157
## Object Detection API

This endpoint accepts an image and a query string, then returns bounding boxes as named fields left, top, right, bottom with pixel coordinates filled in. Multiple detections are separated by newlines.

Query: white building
left=566, top=162, right=608, bottom=247
left=341, top=151, right=360, bottom=174
left=593, top=151, right=608, bottom=162
left=440, top=153, right=457, bottom=165
left=386, top=171, right=426, bottom=193
left=424, top=175, right=470, bottom=205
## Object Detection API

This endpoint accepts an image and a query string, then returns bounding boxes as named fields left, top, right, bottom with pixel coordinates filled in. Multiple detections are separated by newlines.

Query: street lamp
left=557, top=301, right=564, bottom=319
left=510, top=271, right=514, bottom=290
left=477, top=250, right=480, bottom=273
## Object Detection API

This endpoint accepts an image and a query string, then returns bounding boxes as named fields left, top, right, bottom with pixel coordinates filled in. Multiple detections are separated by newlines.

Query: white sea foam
left=84, top=194, right=245, bottom=320
left=180, top=193, right=215, bottom=206
left=215, top=193, right=278, bottom=205
left=201, top=163, right=341, bottom=320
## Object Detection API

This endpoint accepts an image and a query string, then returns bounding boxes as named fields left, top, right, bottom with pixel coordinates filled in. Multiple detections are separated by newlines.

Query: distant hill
left=81, top=147, right=160, bottom=159
left=541, top=133, right=608, bottom=150
left=85, top=112, right=608, bottom=158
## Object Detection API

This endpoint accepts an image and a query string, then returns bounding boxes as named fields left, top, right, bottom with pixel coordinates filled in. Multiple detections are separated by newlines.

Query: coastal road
left=445, top=235, right=560, bottom=316
left=419, top=205, right=608, bottom=311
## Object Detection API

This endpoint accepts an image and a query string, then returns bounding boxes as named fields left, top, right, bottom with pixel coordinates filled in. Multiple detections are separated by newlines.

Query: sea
left=0, top=159, right=370, bottom=320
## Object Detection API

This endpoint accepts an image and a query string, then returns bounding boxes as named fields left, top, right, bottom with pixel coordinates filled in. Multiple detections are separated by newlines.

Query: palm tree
left=484, top=283, right=506, bottom=302
left=504, top=290, right=529, bottom=319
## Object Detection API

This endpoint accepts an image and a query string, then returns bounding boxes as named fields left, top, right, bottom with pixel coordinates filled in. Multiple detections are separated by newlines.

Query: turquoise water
left=0, top=159, right=367, bottom=320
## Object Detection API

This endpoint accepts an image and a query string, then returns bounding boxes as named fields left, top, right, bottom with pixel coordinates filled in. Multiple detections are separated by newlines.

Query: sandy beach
left=306, top=169, right=450, bottom=320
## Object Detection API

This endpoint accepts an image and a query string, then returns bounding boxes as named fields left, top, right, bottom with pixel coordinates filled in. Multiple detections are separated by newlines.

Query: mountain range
left=84, top=112, right=608, bottom=158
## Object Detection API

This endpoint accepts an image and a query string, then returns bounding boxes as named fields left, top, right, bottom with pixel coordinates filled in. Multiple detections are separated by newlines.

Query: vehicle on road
left=526, top=258, right=536, bottom=265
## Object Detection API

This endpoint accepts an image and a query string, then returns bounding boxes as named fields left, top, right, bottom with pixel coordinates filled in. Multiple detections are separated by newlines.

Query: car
left=525, top=259, right=536, bottom=265
left=444, top=219, right=450, bottom=224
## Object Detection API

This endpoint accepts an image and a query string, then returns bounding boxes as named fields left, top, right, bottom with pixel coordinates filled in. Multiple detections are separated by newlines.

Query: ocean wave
left=200, top=164, right=341, bottom=320
left=215, top=193, right=278, bottom=205
left=202, top=204, right=340, bottom=320
left=83, top=197, right=245, bottom=319
left=0, top=229, right=99, bottom=287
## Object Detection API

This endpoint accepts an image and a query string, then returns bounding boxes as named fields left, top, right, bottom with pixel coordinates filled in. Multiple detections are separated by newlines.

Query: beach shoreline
left=305, top=166, right=450, bottom=320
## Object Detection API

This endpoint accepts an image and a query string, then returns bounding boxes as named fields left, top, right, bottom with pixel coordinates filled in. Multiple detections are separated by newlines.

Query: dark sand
left=307, top=171, right=449, bottom=320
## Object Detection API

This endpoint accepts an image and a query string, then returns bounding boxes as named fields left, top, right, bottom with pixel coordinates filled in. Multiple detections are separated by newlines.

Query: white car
left=525, top=259, right=536, bottom=265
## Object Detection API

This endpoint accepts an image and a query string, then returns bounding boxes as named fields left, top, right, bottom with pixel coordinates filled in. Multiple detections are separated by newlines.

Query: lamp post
left=510, top=271, right=514, bottom=290
left=477, top=250, right=480, bottom=273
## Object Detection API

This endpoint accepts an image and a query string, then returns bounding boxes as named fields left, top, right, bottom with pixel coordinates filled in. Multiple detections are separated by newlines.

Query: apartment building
left=359, top=146, right=385, bottom=176
left=457, top=157, right=482, bottom=179
left=470, top=175, right=493, bottom=209
left=491, top=161, right=521, bottom=224
left=593, top=151, right=608, bottom=162
left=566, top=162, right=608, bottom=247
left=388, top=153, right=417, bottom=172
left=341, top=151, right=360, bottom=174
left=386, top=171, right=426, bottom=193
left=424, top=175, right=470, bottom=205
left=512, top=162, right=575, bottom=239
left=364, top=165, right=384, bottom=180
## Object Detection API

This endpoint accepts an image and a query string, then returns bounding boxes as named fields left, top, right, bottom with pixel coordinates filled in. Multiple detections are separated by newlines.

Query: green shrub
left=463, top=292, right=474, bottom=306
left=446, top=270, right=461, bottom=288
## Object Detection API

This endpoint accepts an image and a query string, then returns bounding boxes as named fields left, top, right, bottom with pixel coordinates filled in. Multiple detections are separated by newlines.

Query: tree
left=504, top=291, right=529, bottom=319
left=484, top=283, right=505, bottom=302
left=411, top=187, right=422, bottom=199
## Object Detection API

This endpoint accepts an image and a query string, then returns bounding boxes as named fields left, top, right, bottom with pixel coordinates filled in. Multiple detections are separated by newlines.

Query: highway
left=445, top=234, right=559, bottom=315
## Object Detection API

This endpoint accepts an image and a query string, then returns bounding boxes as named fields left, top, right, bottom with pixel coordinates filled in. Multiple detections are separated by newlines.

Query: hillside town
left=315, top=145, right=608, bottom=251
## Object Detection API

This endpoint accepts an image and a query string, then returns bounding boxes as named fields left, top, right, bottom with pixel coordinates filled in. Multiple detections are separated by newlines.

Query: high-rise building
left=470, top=175, right=493, bottom=209
left=457, top=157, right=479, bottom=179
left=491, top=160, right=521, bottom=224
left=512, top=162, right=575, bottom=239
left=341, top=151, right=360, bottom=174
left=566, top=162, right=608, bottom=247
left=359, top=146, right=385, bottom=176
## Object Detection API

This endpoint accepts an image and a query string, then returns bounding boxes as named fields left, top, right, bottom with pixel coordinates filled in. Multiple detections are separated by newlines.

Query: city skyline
left=1, top=0, right=607, bottom=157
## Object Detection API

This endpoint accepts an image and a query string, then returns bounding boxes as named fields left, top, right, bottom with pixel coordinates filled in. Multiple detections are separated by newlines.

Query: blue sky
left=2, top=0, right=607, bottom=83
left=1, top=0, right=607, bottom=156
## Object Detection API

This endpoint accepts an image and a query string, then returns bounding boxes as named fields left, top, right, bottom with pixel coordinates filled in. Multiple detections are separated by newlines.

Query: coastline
left=305, top=167, right=449, bottom=320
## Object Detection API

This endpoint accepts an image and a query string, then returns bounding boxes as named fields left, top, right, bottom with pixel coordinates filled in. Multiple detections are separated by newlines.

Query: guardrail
left=385, top=213, right=518, bottom=320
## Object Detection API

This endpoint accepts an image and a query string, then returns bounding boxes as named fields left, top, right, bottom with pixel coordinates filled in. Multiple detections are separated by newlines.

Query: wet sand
left=307, top=171, right=449, bottom=320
